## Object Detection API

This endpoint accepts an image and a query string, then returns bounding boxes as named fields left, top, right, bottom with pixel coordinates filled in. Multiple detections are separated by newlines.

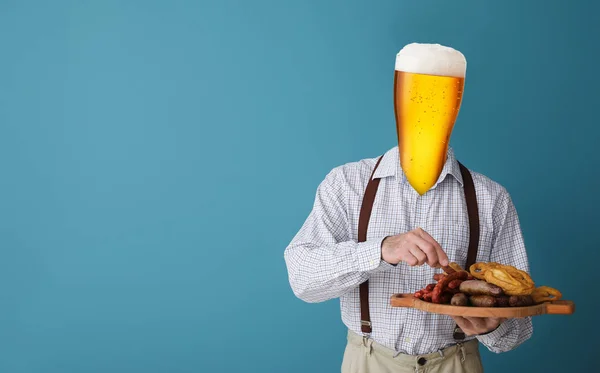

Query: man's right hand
left=381, top=228, right=449, bottom=268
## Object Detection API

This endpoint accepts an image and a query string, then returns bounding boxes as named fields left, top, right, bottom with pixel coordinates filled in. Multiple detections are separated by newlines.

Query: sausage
left=509, top=295, right=534, bottom=307
left=415, top=283, right=442, bottom=301
left=432, top=271, right=469, bottom=303
left=433, top=273, right=447, bottom=282
left=469, top=295, right=497, bottom=307
left=425, top=283, right=436, bottom=291
left=495, top=295, right=510, bottom=307
left=447, top=287, right=460, bottom=294
left=438, top=292, right=453, bottom=304
left=459, top=280, right=504, bottom=296
left=447, top=279, right=464, bottom=289
left=451, top=293, right=468, bottom=306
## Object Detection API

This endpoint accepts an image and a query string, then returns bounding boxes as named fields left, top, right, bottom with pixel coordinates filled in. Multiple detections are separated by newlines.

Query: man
left=283, top=43, right=532, bottom=372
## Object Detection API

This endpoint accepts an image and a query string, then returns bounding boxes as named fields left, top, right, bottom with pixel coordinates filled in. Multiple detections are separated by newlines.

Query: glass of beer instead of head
left=394, top=43, right=466, bottom=195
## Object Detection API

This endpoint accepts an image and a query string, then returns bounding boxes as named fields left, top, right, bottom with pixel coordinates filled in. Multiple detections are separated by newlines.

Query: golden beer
left=394, top=44, right=466, bottom=195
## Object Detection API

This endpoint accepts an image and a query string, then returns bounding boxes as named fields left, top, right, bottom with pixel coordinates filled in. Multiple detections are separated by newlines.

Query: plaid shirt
left=284, top=146, right=533, bottom=355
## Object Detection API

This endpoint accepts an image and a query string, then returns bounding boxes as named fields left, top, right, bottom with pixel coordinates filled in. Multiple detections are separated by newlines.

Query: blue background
left=1, top=0, right=597, bottom=372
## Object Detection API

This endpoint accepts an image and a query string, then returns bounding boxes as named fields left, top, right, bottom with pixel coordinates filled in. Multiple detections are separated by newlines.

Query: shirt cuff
left=476, top=319, right=509, bottom=346
left=355, top=236, right=396, bottom=273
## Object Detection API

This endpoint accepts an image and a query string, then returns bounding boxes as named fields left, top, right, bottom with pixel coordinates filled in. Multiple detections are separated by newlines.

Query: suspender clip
left=453, top=325, right=466, bottom=341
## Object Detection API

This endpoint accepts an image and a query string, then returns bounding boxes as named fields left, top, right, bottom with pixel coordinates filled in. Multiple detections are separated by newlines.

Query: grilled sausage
left=433, top=273, right=447, bottom=282
left=495, top=295, right=510, bottom=307
left=509, top=295, right=534, bottom=307
left=439, top=292, right=454, bottom=304
left=425, top=283, right=436, bottom=291
left=432, top=271, right=469, bottom=303
left=447, top=279, right=464, bottom=289
left=469, top=295, right=497, bottom=307
left=459, top=280, right=504, bottom=296
left=451, top=293, right=469, bottom=306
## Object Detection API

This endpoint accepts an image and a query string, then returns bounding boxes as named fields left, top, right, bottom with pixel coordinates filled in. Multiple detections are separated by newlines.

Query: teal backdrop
left=1, top=0, right=597, bottom=372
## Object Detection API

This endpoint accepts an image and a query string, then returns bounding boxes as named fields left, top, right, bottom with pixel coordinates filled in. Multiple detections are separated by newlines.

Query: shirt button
left=417, top=357, right=427, bottom=366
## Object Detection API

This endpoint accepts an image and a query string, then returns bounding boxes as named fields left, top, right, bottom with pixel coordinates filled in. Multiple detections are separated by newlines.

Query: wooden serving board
left=390, top=294, right=575, bottom=317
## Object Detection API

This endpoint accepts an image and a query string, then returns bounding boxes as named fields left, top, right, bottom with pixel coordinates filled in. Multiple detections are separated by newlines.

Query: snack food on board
left=470, top=262, right=499, bottom=280
left=469, top=295, right=497, bottom=307
left=474, top=263, right=536, bottom=296
left=451, top=293, right=468, bottom=306
left=495, top=295, right=510, bottom=307
left=459, top=280, right=503, bottom=296
left=413, top=261, right=563, bottom=307
left=508, top=295, right=535, bottom=307
left=531, top=286, right=563, bottom=304
left=447, top=262, right=466, bottom=274
left=431, top=271, right=469, bottom=303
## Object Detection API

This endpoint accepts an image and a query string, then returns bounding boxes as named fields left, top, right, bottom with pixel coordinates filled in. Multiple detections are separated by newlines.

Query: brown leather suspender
left=453, top=162, right=480, bottom=340
left=357, top=157, right=479, bottom=337
left=357, top=155, right=384, bottom=334
left=459, top=162, right=480, bottom=270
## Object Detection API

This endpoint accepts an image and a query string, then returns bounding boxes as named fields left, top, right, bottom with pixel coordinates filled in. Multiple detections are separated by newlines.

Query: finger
left=410, top=235, right=440, bottom=267
left=464, top=317, right=486, bottom=330
left=414, top=230, right=448, bottom=268
left=435, top=246, right=449, bottom=267
left=417, top=228, right=449, bottom=266
left=451, top=316, right=470, bottom=329
left=409, top=246, right=427, bottom=266
left=416, top=228, right=443, bottom=252
left=490, top=317, right=506, bottom=325
left=470, top=317, right=503, bottom=334
left=402, top=251, right=419, bottom=266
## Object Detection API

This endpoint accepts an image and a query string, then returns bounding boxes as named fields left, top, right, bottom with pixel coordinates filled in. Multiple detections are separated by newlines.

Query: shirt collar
left=372, top=146, right=464, bottom=188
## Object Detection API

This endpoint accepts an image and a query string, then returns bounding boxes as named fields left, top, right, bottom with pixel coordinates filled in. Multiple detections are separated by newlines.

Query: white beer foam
left=395, top=43, right=466, bottom=78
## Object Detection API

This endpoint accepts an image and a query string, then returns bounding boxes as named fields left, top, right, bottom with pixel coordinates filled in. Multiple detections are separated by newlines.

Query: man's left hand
left=451, top=316, right=506, bottom=336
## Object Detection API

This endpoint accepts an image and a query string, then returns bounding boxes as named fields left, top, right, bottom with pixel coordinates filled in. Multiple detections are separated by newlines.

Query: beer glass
left=394, top=44, right=466, bottom=195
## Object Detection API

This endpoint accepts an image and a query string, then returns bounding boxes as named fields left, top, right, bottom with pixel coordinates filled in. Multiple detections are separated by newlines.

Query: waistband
left=347, top=330, right=479, bottom=366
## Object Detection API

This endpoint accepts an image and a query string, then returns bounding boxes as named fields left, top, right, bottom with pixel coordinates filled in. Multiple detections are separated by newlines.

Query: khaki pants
left=341, top=331, right=483, bottom=373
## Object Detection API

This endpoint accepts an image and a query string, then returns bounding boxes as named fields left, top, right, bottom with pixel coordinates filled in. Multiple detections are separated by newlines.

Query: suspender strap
left=357, top=155, right=384, bottom=334
left=453, top=161, right=480, bottom=340
left=458, top=161, right=480, bottom=270
left=357, top=157, right=480, bottom=337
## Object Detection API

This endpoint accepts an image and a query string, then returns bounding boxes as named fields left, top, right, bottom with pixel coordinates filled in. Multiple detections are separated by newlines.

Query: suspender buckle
left=360, top=320, right=372, bottom=335
left=453, top=325, right=466, bottom=341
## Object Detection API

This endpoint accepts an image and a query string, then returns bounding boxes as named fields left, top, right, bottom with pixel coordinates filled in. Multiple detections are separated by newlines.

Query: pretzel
left=531, top=286, right=562, bottom=303
left=469, top=262, right=501, bottom=280
left=470, top=262, right=535, bottom=296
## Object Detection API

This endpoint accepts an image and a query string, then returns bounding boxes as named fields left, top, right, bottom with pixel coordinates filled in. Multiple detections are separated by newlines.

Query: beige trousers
left=341, top=331, right=483, bottom=373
